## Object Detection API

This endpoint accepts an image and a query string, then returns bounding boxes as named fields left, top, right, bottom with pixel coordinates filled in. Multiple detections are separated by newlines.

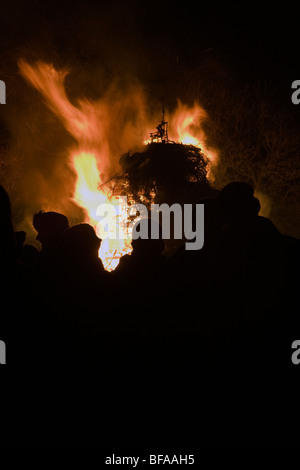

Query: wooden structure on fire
left=149, top=100, right=169, bottom=143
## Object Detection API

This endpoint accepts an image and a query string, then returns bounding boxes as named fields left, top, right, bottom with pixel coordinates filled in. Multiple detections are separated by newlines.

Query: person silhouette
left=113, top=217, right=166, bottom=285
left=33, top=211, right=69, bottom=251
left=215, top=182, right=287, bottom=334
left=32, top=210, right=69, bottom=282
left=0, top=185, right=30, bottom=362
left=59, top=222, right=109, bottom=314
left=111, top=217, right=168, bottom=338
left=14, top=230, right=26, bottom=262
left=0, top=184, right=16, bottom=267
left=217, top=182, right=261, bottom=228
left=60, top=223, right=106, bottom=279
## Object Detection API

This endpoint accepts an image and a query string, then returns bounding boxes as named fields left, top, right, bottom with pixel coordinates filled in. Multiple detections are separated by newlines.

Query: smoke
left=18, top=59, right=151, bottom=176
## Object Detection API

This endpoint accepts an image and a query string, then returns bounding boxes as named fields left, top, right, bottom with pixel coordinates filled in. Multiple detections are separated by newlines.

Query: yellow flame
left=72, top=151, right=132, bottom=270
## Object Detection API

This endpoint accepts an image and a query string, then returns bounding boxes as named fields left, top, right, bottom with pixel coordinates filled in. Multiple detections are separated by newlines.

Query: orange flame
left=169, top=100, right=218, bottom=168
left=19, top=61, right=218, bottom=270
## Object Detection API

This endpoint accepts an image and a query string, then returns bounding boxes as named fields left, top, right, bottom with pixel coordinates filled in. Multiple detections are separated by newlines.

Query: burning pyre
left=18, top=60, right=217, bottom=270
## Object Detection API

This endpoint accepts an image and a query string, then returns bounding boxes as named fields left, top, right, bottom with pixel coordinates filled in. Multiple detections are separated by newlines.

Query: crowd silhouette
left=0, top=181, right=299, bottom=366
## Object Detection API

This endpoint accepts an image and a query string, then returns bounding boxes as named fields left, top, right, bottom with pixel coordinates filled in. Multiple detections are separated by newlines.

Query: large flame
left=18, top=60, right=141, bottom=270
left=144, top=100, right=218, bottom=171
left=18, top=61, right=217, bottom=270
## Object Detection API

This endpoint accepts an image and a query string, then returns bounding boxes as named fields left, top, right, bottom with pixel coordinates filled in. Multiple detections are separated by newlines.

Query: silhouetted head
left=61, top=223, right=101, bottom=263
left=33, top=211, right=69, bottom=249
left=217, top=182, right=260, bottom=225
left=0, top=185, right=15, bottom=261
left=0, top=185, right=12, bottom=219
left=131, top=218, right=165, bottom=255
left=15, top=230, right=26, bottom=246
left=15, top=231, right=26, bottom=259
left=192, top=198, right=220, bottom=242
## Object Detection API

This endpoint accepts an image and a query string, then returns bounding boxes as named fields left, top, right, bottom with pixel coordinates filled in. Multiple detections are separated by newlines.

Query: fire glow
left=169, top=101, right=218, bottom=165
left=19, top=60, right=216, bottom=270
left=71, top=151, right=131, bottom=271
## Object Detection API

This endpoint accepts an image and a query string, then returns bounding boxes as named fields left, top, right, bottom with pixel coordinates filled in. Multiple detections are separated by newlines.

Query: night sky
left=1, top=1, right=299, bottom=101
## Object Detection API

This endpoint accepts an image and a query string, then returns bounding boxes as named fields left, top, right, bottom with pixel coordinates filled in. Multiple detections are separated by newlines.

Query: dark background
left=1, top=1, right=300, bottom=450
left=1, top=0, right=299, bottom=104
